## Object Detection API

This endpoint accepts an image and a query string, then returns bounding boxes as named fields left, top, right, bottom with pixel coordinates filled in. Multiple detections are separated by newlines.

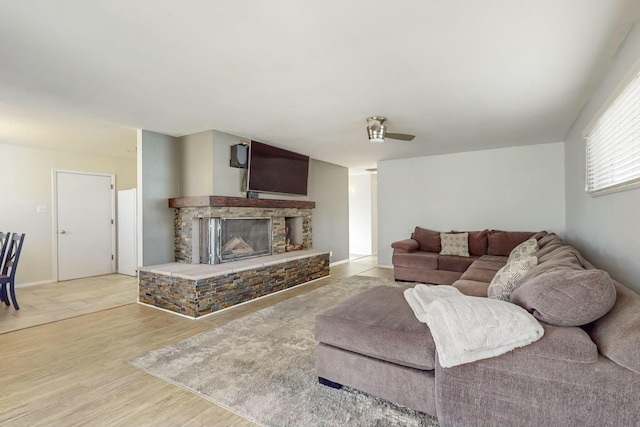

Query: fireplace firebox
left=200, top=217, right=272, bottom=264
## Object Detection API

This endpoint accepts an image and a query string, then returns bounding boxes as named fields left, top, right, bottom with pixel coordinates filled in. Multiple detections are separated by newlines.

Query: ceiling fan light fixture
left=367, top=121, right=386, bottom=143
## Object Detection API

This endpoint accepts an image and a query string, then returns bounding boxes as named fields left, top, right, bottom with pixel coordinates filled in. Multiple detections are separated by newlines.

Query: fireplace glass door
left=200, top=217, right=272, bottom=264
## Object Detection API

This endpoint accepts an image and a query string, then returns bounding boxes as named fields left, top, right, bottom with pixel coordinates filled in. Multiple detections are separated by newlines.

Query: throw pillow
left=507, top=238, right=539, bottom=263
left=487, top=256, right=537, bottom=301
left=451, top=230, right=489, bottom=256
left=510, top=268, right=616, bottom=327
left=439, top=232, right=469, bottom=257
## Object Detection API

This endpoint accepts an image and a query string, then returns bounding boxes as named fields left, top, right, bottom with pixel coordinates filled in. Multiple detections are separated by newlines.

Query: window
left=584, top=64, right=640, bottom=195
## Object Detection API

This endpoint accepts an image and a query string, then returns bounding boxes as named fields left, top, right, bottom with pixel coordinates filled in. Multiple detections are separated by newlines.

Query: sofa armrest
left=391, top=239, right=420, bottom=253
left=517, top=322, right=598, bottom=363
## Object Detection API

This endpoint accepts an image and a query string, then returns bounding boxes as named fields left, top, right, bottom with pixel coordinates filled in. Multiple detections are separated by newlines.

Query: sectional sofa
left=315, top=231, right=640, bottom=426
left=391, top=228, right=538, bottom=289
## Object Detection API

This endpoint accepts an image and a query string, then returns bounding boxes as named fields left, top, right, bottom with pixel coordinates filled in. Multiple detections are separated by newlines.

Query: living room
left=2, top=1, right=640, bottom=425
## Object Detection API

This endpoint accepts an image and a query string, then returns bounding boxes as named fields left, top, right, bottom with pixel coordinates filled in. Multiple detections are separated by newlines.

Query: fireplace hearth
left=138, top=196, right=327, bottom=318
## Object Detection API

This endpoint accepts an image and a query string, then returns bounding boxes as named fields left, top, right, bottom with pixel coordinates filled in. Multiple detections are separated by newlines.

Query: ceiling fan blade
left=386, top=132, right=415, bottom=141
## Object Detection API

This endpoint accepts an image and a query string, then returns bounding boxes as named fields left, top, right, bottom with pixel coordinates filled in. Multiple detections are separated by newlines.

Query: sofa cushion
left=531, top=230, right=548, bottom=241
left=468, top=230, right=489, bottom=256
left=487, top=231, right=536, bottom=256
left=392, top=251, right=438, bottom=269
left=460, top=266, right=498, bottom=283
left=478, top=255, right=509, bottom=263
left=391, top=238, right=419, bottom=252
left=439, top=232, right=469, bottom=257
left=537, top=233, right=563, bottom=248
left=469, top=259, right=507, bottom=271
left=587, top=282, right=640, bottom=375
left=507, top=238, right=539, bottom=263
left=536, top=241, right=565, bottom=260
left=510, top=269, right=616, bottom=327
left=452, top=279, right=491, bottom=297
left=538, top=245, right=585, bottom=267
left=394, top=266, right=463, bottom=285
left=413, top=227, right=441, bottom=252
left=438, top=255, right=479, bottom=273
left=487, top=256, right=538, bottom=301
left=518, top=247, right=584, bottom=285
left=315, top=285, right=436, bottom=370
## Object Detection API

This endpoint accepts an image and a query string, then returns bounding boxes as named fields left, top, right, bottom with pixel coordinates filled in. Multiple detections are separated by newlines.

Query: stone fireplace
left=171, top=196, right=314, bottom=265
left=137, top=195, right=329, bottom=318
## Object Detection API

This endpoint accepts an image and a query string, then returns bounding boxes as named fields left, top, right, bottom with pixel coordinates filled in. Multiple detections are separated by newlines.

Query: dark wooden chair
left=0, top=232, right=10, bottom=305
left=0, top=233, right=25, bottom=310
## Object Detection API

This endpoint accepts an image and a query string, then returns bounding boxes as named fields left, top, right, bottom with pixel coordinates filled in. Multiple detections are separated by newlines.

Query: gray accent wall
left=137, top=130, right=180, bottom=266
left=212, top=130, right=247, bottom=196
left=377, top=142, right=566, bottom=266
left=564, top=22, right=640, bottom=292
left=307, top=159, right=350, bottom=263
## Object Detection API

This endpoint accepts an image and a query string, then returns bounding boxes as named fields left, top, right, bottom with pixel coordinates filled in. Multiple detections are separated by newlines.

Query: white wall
left=371, top=173, right=378, bottom=254
left=377, top=142, right=566, bottom=266
left=564, top=22, right=640, bottom=292
left=349, top=173, right=373, bottom=255
left=138, top=130, right=180, bottom=266
left=0, top=143, right=136, bottom=285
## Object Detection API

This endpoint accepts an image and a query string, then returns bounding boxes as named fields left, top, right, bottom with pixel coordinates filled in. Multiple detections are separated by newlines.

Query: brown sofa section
left=391, top=227, right=535, bottom=295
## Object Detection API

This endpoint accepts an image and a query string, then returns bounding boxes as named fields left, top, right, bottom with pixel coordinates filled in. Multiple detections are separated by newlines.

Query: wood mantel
left=168, top=195, right=316, bottom=209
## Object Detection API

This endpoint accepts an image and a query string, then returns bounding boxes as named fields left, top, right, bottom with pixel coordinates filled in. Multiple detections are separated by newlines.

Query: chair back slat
left=0, top=232, right=10, bottom=272
left=2, top=233, right=25, bottom=279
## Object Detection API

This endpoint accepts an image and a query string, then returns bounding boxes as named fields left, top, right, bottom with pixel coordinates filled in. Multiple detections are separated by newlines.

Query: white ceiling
left=0, top=1, right=638, bottom=169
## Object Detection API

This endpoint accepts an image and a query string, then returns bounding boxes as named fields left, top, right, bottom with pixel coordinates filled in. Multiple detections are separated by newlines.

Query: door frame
left=52, top=169, right=116, bottom=282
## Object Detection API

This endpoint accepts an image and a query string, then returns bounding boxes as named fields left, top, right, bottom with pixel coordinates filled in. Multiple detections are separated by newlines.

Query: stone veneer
left=174, top=206, right=312, bottom=263
left=139, top=252, right=329, bottom=318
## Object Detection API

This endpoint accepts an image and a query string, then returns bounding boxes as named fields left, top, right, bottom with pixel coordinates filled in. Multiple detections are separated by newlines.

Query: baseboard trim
left=16, top=279, right=56, bottom=288
left=330, top=259, right=349, bottom=267
left=136, top=301, right=197, bottom=320
left=377, top=264, right=393, bottom=269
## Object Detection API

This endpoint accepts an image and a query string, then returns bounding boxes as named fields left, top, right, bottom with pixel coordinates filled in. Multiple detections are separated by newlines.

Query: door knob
left=59, top=230, right=66, bottom=234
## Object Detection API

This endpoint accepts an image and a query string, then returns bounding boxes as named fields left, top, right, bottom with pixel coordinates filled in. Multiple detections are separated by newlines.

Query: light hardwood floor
left=0, top=256, right=392, bottom=426
left=0, top=274, right=138, bottom=335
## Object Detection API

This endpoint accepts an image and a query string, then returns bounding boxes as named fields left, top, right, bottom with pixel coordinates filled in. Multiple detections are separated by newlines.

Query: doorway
left=54, top=170, right=115, bottom=281
left=348, top=170, right=378, bottom=260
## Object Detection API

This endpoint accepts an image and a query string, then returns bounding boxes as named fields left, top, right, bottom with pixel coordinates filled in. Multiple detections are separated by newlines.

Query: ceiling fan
left=366, top=116, right=415, bottom=143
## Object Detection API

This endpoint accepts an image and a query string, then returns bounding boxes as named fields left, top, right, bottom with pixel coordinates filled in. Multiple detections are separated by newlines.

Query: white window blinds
left=584, top=67, right=640, bottom=194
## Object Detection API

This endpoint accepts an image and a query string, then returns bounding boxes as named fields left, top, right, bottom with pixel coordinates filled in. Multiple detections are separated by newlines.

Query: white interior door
left=56, top=171, right=115, bottom=281
left=117, top=189, right=137, bottom=276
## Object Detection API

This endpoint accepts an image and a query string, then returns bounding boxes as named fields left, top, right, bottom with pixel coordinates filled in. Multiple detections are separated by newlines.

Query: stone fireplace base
left=138, top=250, right=330, bottom=318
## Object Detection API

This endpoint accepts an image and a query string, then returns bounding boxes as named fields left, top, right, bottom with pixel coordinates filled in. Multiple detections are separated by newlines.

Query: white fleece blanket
left=404, top=285, right=544, bottom=368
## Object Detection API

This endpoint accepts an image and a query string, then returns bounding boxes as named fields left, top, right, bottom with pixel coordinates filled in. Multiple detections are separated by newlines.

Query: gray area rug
left=130, top=275, right=439, bottom=426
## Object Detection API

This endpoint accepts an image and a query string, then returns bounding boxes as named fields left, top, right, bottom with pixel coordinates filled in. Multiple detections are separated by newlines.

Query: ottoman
left=314, top=285, right=438, bottom=415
